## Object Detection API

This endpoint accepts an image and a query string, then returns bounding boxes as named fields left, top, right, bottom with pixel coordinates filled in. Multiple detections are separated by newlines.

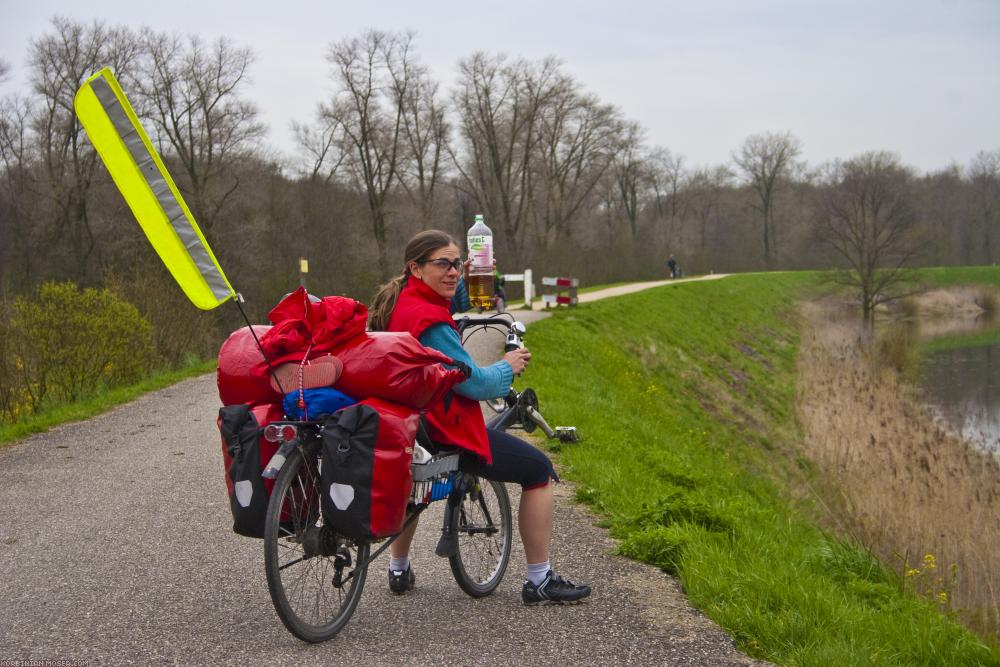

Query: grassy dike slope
left=523, top=272, right=998, bottom=666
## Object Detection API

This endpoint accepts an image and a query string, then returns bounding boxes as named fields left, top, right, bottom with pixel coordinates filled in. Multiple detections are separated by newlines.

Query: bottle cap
left=475, top=214, right=484, bottom=223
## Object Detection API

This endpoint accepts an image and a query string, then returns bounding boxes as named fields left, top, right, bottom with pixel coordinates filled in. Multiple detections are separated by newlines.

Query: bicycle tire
left=448, top=477, right=512, bottom=597
left=485, top=397, right=507, bottom=414
left=264, top=447, right=369, bottom=643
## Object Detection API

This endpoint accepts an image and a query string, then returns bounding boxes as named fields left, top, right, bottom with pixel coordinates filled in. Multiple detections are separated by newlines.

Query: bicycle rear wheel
left=264, top=447, right=369, bottom=643
left=448, top=477, right=512, bottom=597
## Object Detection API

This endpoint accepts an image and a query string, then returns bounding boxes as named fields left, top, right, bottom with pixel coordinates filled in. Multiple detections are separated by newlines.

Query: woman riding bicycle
left=369, top=230, right=591, bottom=605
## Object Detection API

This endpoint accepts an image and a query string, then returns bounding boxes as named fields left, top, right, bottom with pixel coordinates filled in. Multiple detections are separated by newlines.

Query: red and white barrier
left=541, top=277, right=579, bottom=288
left=540, top=294, right=578, bottom=306
left=540, top=276, right=579, bottom=308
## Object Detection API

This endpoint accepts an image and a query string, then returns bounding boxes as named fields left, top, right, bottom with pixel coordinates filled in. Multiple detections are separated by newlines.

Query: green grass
left=914, top=265, right=1000, bottom=288
left=520, top=271, right=999, bottom=666
left=909, top=266, right=1000, bottom=355
left=0, top=358, right=216, bottom=447
left=922, top=327, right=1000, bottom=354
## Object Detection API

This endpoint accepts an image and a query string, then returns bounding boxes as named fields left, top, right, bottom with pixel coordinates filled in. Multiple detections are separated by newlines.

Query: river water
left=919, top=317, right=1000, bottom=457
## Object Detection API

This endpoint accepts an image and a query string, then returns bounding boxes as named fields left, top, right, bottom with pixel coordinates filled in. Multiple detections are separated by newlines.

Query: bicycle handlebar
left=456, top=314, right=526, bottom=352
left=454, top=314, right=516, bottom=335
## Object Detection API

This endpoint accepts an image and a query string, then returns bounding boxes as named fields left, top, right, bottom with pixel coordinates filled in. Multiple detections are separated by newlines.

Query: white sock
left=526, top=561, right=550, bottom=585
left=389, top=556, right=410, bottom=573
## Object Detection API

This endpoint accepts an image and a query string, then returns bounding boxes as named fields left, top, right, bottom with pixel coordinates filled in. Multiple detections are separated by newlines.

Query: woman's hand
left=462, top=257, right=495, bottom=280
left=503, top=348, right=531, bottom=374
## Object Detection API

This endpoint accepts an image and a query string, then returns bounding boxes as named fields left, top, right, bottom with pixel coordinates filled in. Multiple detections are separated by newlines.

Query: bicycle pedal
left=555, top=426, right=579, bottom=443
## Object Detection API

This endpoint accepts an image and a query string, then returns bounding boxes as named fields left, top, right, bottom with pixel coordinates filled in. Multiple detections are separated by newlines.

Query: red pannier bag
left=320, top=397, right=418, bottom=540
left=217, top=402, right=285, bottom=538
left=259, top=288, right=467, bottom=409
left=218, top=326, right=283, bottom=406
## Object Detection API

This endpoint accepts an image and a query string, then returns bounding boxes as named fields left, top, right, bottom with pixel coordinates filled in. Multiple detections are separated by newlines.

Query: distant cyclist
left=667, top=255, right=680, bottom=279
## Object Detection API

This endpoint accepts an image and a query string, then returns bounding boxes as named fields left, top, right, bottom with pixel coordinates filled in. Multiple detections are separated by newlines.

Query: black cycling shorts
left=458, top=428, right=558, bottom=490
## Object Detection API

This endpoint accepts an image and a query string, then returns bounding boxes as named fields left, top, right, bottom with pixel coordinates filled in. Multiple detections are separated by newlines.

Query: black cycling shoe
left=388, top=565, right=415, bottom=595
left=521, top=570, right=591, bottom=605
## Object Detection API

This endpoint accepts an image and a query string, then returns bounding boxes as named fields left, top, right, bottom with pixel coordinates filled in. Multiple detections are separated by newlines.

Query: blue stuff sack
left=284, top=387, right=357, bottom=420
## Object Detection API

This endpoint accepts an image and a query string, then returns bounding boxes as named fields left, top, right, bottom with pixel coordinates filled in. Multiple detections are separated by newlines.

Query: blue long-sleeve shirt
left=419, top=323, right=512, bottom=401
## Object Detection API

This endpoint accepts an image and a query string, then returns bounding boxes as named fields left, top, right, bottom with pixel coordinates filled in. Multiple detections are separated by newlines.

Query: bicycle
left=259, top=315, right=575, bottom=643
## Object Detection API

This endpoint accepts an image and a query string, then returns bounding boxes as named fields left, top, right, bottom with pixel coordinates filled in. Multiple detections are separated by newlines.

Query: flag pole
left=232, top=293, right=287, bottom=396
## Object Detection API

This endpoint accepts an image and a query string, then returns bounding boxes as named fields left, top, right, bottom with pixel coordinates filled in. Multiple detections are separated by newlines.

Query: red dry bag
left=217, top=326, right=282, bottom=406
left=320, top=397, right=418, bottom=540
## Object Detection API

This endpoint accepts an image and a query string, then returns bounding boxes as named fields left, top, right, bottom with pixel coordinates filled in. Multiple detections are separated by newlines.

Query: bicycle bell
left=504, top=321, right=527, bottom=351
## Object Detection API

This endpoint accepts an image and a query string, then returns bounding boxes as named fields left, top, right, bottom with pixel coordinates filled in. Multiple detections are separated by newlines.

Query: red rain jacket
left=260, top=287, right=368, bottom=364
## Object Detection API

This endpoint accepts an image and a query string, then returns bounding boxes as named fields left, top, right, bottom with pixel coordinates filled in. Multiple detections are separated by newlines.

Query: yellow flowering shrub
left=9, top=281, right=156, bottom=411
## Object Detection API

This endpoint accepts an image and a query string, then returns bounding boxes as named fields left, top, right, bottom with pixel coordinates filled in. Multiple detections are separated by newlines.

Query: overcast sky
left=1, top=0, right=998, bottom=174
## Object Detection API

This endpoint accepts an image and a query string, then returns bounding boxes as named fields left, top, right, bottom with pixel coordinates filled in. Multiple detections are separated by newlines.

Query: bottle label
left=468, top=235, right=492, bottom=269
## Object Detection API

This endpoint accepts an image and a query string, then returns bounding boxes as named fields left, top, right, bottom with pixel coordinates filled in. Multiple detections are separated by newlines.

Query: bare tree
left=602, top=120, right=643, bottom=242
left=648, top=147, right=687, bottom=247
left=918, top=165, right=965, bottom=266
left=28, top=17, right=141, bottom=281
left=968, top=149, right=1000, bottom=264
left=733, top=131, right=801, bottom=265
left=0, top=59, right=10, bottom=82
left=398, top=65, right=450, bottom=227
left=291, top=117, right=345, bottom=184
left=321, top=30, right=417, bottom=279
left=686, top=165, right=733, bottom=262
left=534, top=85, right=620, bottom=246
left=452, top=53, right=562, bottom=263
left=818, top=151, right=917, bottom=323
left=594, top=172, right=622, bottom=253
left=135, top=31, right=264, bottom=233
left=0, top=95, right=37, bottom=289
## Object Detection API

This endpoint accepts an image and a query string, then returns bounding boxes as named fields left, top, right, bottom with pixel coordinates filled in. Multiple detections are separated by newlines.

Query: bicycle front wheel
left=448, top=477, right=512, bottom=597
left=484, top=397, right=507, bottom=414
left=264, top=447, right=369, bottom=643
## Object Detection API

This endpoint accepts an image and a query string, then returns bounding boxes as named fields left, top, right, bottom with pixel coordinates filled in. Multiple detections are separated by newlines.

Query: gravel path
left=0, top=278, right=767, bottom=666
left=530, top=274, right=730, bottom=310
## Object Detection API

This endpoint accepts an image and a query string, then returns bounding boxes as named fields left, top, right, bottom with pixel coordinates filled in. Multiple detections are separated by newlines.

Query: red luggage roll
left=217, top=326, right=282, bottom=407
left=331, top=332, right=467, bottom=409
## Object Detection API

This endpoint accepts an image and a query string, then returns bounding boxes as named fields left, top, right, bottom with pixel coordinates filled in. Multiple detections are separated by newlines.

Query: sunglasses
left=417, top=257, right=464, bottom=272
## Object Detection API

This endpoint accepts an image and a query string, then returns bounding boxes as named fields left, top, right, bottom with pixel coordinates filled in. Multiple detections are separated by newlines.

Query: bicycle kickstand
left=434, top=474, right=468, bottom=557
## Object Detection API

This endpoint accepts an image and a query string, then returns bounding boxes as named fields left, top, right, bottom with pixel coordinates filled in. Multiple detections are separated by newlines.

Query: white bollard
left=501, top=269, right=534, bottom=308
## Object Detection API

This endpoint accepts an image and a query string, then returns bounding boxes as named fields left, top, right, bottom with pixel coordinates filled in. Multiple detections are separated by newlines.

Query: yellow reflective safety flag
left=74, top=68, right=235, bottom=310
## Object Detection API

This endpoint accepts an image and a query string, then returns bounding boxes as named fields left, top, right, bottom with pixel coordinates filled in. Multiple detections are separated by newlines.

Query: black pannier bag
left=320, top=398, right=416, bottom=540
left=218, top=403, right=283, bottom=538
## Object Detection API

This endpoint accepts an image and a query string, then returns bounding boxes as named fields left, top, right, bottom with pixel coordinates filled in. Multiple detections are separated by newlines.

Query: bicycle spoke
left=456, top=488, right=506, bottom=583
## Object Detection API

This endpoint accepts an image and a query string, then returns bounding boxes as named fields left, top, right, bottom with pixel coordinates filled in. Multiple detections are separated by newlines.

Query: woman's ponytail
left=368, top=274, right=407, bottom=331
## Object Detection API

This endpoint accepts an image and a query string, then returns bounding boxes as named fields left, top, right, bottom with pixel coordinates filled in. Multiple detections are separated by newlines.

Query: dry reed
left=797, top=299, right=1000, bottom=642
